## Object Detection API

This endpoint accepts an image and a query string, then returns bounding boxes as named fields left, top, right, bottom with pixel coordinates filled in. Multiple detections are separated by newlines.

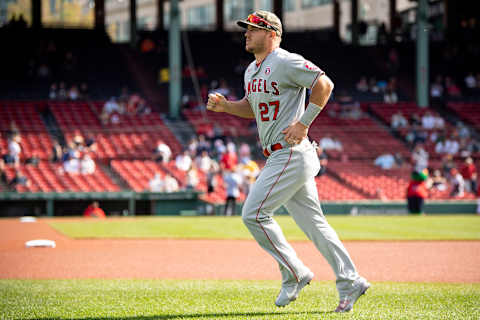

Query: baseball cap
left=237, top=10, right=282, bottom=37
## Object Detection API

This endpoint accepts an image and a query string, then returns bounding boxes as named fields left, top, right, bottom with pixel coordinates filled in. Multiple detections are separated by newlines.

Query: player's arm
left=282, top=74, right=334, bottom=144
left=207, top=93, right=255, bottom=119
left=308, top=74, right=334, bottom=112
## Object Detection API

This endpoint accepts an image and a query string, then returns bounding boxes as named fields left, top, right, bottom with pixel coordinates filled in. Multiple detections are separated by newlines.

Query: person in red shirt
left=407, top=169, right=429, bottom=214
left=83, top=201, right=106, bottom=218
left=460, top=157, right=477, bottom=194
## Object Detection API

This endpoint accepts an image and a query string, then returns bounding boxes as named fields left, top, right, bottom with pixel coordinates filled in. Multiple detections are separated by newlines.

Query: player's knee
left=241, top=203, right=256, bottom=226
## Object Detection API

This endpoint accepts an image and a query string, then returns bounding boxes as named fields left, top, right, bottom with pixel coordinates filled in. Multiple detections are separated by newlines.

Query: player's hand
left=282, top=121, right=308, bottom=145
left=207, top=92, right=227, bottom=112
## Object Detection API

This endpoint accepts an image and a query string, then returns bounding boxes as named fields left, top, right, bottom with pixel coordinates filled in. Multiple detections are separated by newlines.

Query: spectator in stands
left=136, top=98, right=151, bottom=115
left=444, top=135, right=460, bottom=155
left=411, top=144, right=429, bottom=171
left=441, top=154, right=455, bottom=178
left=421, top=112, right=436, bottom=130
left=101, top=97, right=121, bottom=124
left=409, top=113, right=422, bottom=127
left=72, top=132, right=85, bottom=152
left=391, top=111, right=408, bottom=129
left=80, top=154, right=95, bottom=174
left=8, top=170, right=31, bottom=190
left=430, top=75, right=444, bottom=100
left=206, top=164, right=218, bottom=194
left=196, top=135, right=211, bottom=155
left=175, top=150, right=193, bottom=172
left=464, top=72, right=477, bottom=94
left=149, top=172, right=164, bottom=192
left=126, top=93, right=141, bottom=114
left=58, top=82, right=68, bottom=100
left=368, top=77, right=380, bottom=93
left=5, top=134, right=22, bottom=166
left=214, top=79, right=232, bottom=98
left=213, top=139, right=227, bottom=161
left=195, top=150, right=214, bottom=173
left=220, top=142, right=238, bottom=170
left=460, top=157, right=477, bottom=194
left=153, top=139, right=172, bottom=163
left=406, top=169, right=429, bottom=214
left=83, top=201, right=106, bottom=218
left=374, top=153, right=396, bottom=170
left=315, top=145, right=328, bottom=177
left=223, top=167, right=242, bottom=216
left=25, top=151, right=40, bottom=167
left=435, top=136, right=447, bottom=154
left=430, top=169, right=447, bottom=191
left=449, top=168, right=465, bottom=198
left=84, top=133, right=97, bottom=153
left=320, top=134, right=343, bottom=151
left=433, top=114, right=445, bottom=130
left=356, top=76, right=369, bottom=92
left=164, top=174, right=180, bottom=192
left=63, top=152, right=81, bottom=174
left=49, top=83, right=58, bottom=100
left=185, top=165, right=199, bottom=190
left=445, top=76, right=462, bottom=98
left=238, top=157, right=260, bottom=196
left=457, top=121, right=470, bottom=139
left=383, top=84, right=398, bottom=104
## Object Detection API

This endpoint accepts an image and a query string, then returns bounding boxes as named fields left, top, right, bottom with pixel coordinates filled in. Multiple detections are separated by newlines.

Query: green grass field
left=1, top=279, right=479, bottom=320
left=3, top=215, right=479, bottom=319
left=49, top=215, right=480, bottom=240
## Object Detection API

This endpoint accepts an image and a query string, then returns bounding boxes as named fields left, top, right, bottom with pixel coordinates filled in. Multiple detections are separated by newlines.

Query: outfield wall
left=0, top=192, right=478, bottom=216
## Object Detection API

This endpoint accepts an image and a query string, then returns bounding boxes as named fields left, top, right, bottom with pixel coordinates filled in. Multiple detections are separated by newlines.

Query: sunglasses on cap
left=247, top=14, right=277, bottom=32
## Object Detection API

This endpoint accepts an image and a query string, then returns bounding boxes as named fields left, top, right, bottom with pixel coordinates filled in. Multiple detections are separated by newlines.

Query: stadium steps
left=120, top=46, right=166, bottom=113
left=101, top=162, right=131, bottom=191
left=161, top=116, right=197, bottom=146
left=40, top=105, right=66, bottom=146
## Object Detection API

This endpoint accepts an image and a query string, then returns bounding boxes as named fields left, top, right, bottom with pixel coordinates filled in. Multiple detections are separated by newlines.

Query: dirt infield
left=1, top=218, right=479, bottom=283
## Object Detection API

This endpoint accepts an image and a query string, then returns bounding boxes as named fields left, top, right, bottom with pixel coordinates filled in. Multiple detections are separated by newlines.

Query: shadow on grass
left=24, top=310, right=335, bottom=320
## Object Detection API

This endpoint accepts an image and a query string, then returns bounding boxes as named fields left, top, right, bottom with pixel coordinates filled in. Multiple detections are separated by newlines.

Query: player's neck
left=255, top=44, right=278, bottom=65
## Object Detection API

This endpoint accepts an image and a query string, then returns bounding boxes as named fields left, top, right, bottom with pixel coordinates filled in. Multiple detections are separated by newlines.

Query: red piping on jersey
left=255, top=148, right=299, bottom=282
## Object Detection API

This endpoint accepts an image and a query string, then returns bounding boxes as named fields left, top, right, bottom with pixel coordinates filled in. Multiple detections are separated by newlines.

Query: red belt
left=263, top=143, right=283, bottom=157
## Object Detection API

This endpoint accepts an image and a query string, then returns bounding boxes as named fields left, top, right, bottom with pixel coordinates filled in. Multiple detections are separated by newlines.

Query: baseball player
left=207, top=10, right=370, bottom=312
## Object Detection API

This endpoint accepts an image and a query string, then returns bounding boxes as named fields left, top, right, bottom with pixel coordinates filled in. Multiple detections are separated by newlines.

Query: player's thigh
left=284, top=177, right=328, bottom=236
left=242, top=154, right=306, bottom=220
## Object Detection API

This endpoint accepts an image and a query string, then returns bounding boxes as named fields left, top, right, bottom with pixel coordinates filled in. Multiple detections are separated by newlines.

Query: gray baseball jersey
left=240, top=47, right=363, bottom=301
left=244, top=48, right=324, bottom=148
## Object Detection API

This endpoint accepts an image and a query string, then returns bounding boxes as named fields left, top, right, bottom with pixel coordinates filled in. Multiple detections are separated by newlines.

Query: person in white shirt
left=175, top=150, right=192, bottom=171
left=64, top=158, right=81, bottom=174
left=449, top=168, right=465, bottom=197
left=186, top=166, right=199, bottom=189
left=195, top=150, right=214, bottom=172
left=149, top=173, right=164, bottom=192
left=8, top=136, right=22, bottom=165
left=164, top=174, right=179, bottom=192
left=80, top=154, right=96, bottom=174
left=444, top=137, right=459, bottom=155
left=374, top=153, right=395, bottom=170
left=320, top=134, right=343, bottom=151
left=421, top=112, right=436, bottom=130
left=154, top=140, right=172, bottom=163
left=391, top=111, right=408, bottom=129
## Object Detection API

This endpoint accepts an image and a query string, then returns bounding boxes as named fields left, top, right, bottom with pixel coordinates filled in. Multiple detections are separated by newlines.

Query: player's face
left=245, top=26, right=269, bottom=53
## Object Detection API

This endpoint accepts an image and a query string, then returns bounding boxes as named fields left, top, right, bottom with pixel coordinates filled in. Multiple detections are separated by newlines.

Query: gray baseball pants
left=242, top=139, right=360, bottom=297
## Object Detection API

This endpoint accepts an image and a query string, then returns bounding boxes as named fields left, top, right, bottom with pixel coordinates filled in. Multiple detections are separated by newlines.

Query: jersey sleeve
left=285, top=54, right=325, bottom=89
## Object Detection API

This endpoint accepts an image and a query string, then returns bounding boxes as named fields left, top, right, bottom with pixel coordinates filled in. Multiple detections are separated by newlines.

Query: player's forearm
left=309, top=74, right=334, bottom=109
left=225, top=98, right=255, bottom=119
